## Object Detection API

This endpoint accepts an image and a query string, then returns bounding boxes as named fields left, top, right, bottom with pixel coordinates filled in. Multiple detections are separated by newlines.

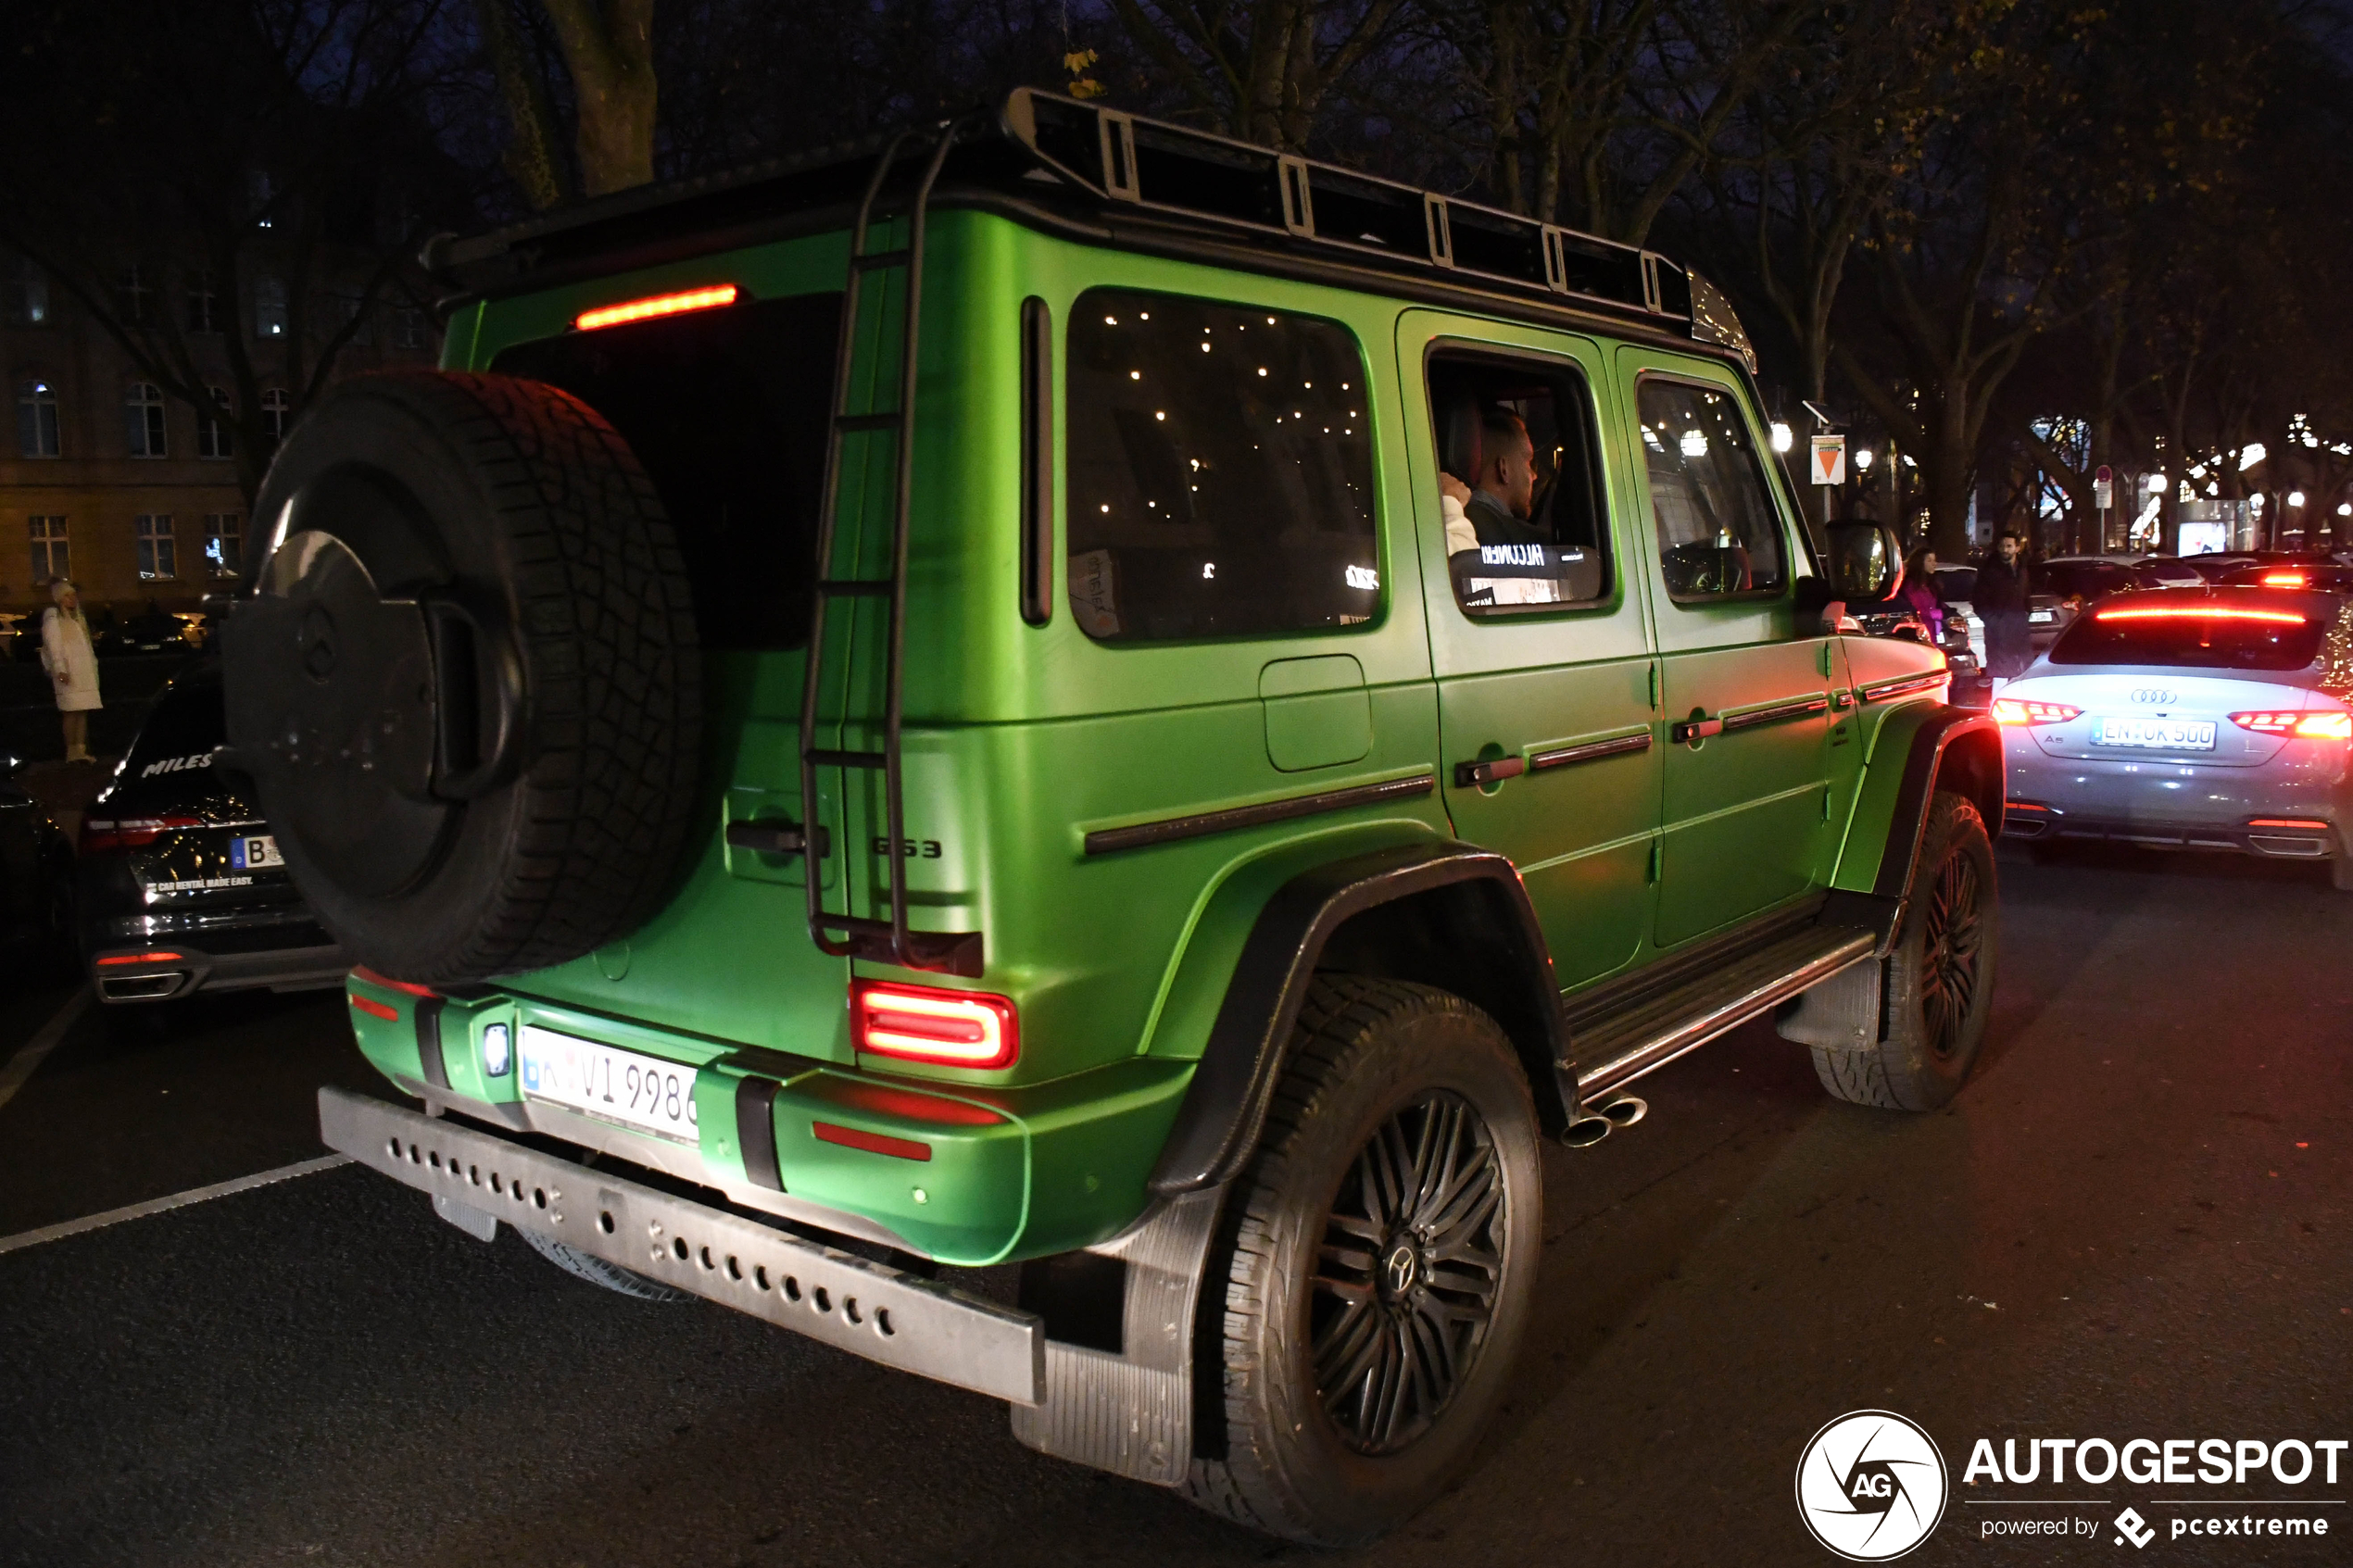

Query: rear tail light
left=574, top=282, right=738, bottom=332
left=95, top=950, right=185, bottom=966
left=1993, top=698, right=2082, bottom=726
left=2248, top=818, right=2332, bottom=830
left=2230, top=710, right=2352, bottom=739
left=80, top=815, right=202, bottom=852
left=850, top=981, right=1018, bottom=1070
left=2097, top=605, right=2308, bottom=625
left=2259, top=571, right=2310, bottom=587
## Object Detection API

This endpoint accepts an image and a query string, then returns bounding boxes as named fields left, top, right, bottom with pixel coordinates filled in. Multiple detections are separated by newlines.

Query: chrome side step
left=1571, top=927, right=1876, bottom=1100
left=319, top=1087, right=1045, bottom=1406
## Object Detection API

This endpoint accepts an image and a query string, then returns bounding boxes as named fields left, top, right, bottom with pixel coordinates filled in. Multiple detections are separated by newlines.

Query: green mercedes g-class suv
left=220, top=91, right=2000, bottom=1546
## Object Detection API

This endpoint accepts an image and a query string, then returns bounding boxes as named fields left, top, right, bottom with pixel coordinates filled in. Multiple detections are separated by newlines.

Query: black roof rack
left=429, top=89, right=1757, bottom=373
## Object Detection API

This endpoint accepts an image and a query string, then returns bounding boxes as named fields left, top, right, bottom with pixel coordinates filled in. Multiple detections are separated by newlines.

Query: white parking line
left=0, top=1155, right=353, bottom=1257
left=0, top=986, right=93, bottom=1114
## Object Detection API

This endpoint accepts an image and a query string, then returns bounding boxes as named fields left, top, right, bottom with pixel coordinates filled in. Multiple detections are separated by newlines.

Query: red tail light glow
left=79, top=815, right=203, bottom=853
left=573, top=283, right=739, bottom=332
left=352, top=966, right=438, bottom=997
left=2259, top=571, right=2310, bottom=587
left=2248, top=818, right=2332, bottom=830
left=850, top=981, right=1018, bottom=1070
left=2230, top=710, right=2353, bottom=739
left=96, top=950, right=185, bottom=966
left=1993, top=698, right=2082, bottom=726
left=2095, top=605, right=2308, bottom=626
left=350, top=994, right=400, bottom=1022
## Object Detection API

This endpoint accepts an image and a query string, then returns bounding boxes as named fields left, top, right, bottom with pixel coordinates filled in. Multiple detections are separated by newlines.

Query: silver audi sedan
left=1998, top=585, right=2353, bottom=889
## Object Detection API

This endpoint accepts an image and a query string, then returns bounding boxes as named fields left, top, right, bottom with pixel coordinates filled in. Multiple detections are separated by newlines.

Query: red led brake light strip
left=2094, top=605, right=2308, bottom=626
left=573, top=283, right=739, bottom=332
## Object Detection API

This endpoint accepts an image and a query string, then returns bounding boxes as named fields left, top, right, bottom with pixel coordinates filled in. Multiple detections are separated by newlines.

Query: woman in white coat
left=41, top=579, right=101, bottom=762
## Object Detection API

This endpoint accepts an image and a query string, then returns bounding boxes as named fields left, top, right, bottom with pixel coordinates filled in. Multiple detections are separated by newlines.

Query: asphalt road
left=3, top=842, right=2347, bottom=1567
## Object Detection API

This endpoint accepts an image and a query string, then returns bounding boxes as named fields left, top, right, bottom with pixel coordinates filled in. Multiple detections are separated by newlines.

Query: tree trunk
left=539, top=0, right=659, bottom=196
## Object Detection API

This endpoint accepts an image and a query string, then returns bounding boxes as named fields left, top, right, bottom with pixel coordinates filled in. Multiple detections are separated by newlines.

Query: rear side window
left=493, top=291, right=841, bottom=650
left=1064, top=289, right=1378, bottom=642
left=2050, top=605, right=2328, bottom=671
left=1426, top=351, right=1608, bottom=615
left=1637, top=380, right=1786, bottom=600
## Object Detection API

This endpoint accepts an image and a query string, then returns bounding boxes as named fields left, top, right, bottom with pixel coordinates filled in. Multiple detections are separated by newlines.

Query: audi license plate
left=518, top=1026, right=700, bottom=1144
left=229, top=834, right=282, bottom=870
left=2092, top=717, right=2216, bottom=751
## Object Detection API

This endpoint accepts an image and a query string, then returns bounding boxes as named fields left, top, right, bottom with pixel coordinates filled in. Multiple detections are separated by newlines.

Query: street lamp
left=2287, top=490, right=2307, bottom=508
left=1769, top=421, right=1793, bottom=454
left=1855, top=448, right=1875, bottom=471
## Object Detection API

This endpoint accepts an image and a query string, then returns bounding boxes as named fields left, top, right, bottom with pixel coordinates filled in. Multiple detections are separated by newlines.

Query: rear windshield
left=127, top=670, right=225, bottom=775
left=2049, top=607, right=2326, bottom=671
left=493, top=291, right=841, bottom=650
left=2034, top=560, right=2133, bottom=599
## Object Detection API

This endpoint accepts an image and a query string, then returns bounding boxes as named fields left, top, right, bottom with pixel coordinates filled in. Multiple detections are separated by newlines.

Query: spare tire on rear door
left=220, top=370, right=701, bottom=984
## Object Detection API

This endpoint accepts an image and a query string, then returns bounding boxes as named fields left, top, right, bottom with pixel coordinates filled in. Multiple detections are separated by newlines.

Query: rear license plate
left=230, top=834, right=282, bottom=870
left=518, top=1026, right=700, bottom=1144
left=2092, top=717, right=2216, bottom=750
left=2029, top=609, right=2056, bottom=623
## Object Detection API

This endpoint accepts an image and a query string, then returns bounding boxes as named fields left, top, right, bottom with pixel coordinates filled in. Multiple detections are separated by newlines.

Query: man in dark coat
left=1975, top=530, right=2034, bottom=684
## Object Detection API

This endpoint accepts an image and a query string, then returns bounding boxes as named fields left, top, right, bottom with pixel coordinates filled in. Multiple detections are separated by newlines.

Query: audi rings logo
left=1796, top=1411, right=1949, bottom=1561
left=2130, top=688, right=2180, bottom=705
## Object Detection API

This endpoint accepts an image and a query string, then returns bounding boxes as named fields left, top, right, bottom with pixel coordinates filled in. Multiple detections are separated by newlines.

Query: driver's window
left=1637, top=379, right=1786, bottom=602
left=1427, top=351, right=1609, bottom=616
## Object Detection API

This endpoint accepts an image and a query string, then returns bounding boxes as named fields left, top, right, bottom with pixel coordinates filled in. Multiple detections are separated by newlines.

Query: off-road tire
left=221, top=371, right=700, bottom=983
left=1815, top=789, right=1997, bottom=1110
left=520, top=1227, right=689, bottom=1302
left=1180, top=976, right=1541, bottom=1547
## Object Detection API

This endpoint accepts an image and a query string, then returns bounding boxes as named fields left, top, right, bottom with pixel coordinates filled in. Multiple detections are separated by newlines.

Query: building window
left=29, top=517, right=68, bottom=583
left=187, top=271, right=219, bottom=333
left=120, top=263, right=154, bottom=325
left=126, top=382, right=168, bottom=458
left=333, top=287, right=373, bottom=345
left=4, top=256, right=48, bottom=325
left=18, top=379, right=61, bottom=458
left=393, top=306, right=432, bottom=351
left=254, top=276, right=287, bottom=338
left=204, top=513, right=243, bottom=577
left=136, top=514, right=177, bottom=580
left=262, top=387, right=290, bottom=444
left=198, top=386, right=234, bottom=459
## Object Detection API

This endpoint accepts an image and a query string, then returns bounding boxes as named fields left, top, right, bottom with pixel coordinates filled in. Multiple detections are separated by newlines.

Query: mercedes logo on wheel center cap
left=1382, top=1241, right=1418, bottom=1297
left=1795, top=1410, right=1948, bottom=1561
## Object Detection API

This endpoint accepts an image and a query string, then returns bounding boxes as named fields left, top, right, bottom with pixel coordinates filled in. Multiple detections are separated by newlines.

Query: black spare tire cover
left=220, top=370, right=701, bottom=983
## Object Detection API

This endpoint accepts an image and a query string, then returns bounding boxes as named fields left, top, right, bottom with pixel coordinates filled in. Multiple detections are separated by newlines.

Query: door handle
left=1453, top=755, right=1528, bottom=788
left=1670, top=715, right=1723, bottom=745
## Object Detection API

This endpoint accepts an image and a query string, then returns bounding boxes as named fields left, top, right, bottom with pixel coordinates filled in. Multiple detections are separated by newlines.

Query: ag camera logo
left=1796, top=1410, right=1948, bottom=1561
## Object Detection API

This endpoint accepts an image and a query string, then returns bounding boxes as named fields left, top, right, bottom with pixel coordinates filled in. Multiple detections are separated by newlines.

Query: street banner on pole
left=1810, top=434, right=1846, bottom=486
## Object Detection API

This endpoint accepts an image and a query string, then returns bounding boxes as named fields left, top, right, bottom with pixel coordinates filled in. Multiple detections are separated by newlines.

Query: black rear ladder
left=798, top=119, right=983, bottom=976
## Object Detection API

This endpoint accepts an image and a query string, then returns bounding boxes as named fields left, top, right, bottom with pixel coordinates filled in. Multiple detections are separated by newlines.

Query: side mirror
left=1826, top=520, right=1906, bottom=600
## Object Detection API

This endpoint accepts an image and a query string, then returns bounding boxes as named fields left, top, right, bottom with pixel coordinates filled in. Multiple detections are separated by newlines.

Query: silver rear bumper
left=319, top=1086, right=1045, bottom=1406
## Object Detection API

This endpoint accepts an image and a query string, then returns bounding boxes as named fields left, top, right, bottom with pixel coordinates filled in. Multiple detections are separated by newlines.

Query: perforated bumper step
left=319, top=1086, right=1044, bottom=1405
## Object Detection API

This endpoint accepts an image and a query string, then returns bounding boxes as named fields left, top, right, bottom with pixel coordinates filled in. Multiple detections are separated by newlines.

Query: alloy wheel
left=1309, top=1092, right=1507, bottom=1455
left=1919, top=846, right=1983, bottom=1057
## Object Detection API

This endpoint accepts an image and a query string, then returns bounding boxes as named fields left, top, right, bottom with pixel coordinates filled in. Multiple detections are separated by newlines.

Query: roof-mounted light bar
left=574, top=282, right=739, bottom=332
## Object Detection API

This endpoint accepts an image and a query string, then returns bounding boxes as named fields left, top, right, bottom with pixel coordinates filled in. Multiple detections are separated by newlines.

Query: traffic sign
left=2094, top=467, right=2113, bottom=509
left=1810, top=434, right=1846, bottom=486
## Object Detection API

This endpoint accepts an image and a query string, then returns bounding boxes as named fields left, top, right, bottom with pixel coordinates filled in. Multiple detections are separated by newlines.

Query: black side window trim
left=1021, top=295, right=1054, bottom=626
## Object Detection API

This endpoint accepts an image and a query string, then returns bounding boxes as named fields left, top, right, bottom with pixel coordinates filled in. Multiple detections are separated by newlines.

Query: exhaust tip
left=1560, top=1114, right=1613, bottom=1148
left=1597, top=1095, right=1648, bottom=1129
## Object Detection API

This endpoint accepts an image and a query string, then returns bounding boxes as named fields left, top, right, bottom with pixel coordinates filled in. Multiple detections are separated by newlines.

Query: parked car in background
left=2130, top=556, right=2205, bottom=588
left=1999, top=586, right=2353, bottom=888
left=77, top=661, right=346, bottom=1003
left=1931, top=565, right=1991, bottom=671
left=1, top=747, right=75, bottom=968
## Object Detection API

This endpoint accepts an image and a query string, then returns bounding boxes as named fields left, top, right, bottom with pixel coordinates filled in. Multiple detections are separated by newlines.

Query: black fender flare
left=1826, top=704, right=2004, bottom=951
left=1146, top=841, right=1573, bottom=1196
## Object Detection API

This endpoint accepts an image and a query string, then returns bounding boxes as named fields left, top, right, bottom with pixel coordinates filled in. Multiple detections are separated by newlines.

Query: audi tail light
left=2096, top=605, right=2308, bottom=625
left=1993, top=698, right=2082, bottom=726
left=574, top=283, right=738, bottom=332
left=2232, top=709, right=2353, bottom=739
left=850, top=981, right=1019, bottom=1070
left=79, top=815, right=202, bottom=853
